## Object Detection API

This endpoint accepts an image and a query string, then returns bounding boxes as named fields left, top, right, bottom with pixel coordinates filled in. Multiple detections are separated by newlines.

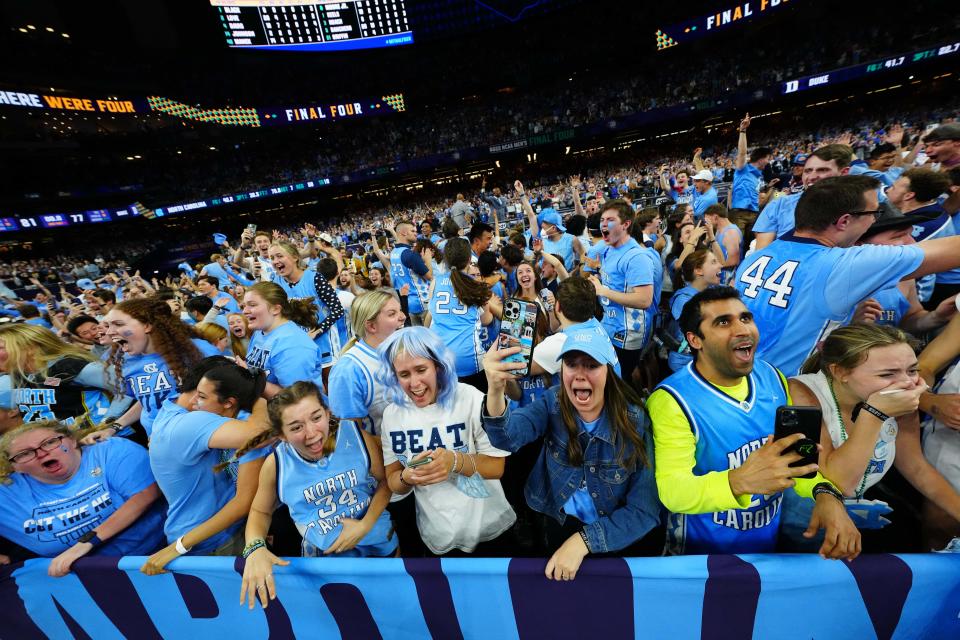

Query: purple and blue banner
left=2, top=554, right=959, bottom=639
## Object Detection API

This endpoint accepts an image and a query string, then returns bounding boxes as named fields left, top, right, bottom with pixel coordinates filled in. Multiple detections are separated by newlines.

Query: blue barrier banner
left=2, top=554, right=959, bottom=639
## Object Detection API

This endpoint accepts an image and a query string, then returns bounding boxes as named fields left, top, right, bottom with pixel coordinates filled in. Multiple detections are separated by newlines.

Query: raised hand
left=738, top=113, right=751, bottom=132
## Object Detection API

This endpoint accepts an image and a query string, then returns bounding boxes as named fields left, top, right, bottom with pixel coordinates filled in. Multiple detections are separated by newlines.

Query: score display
left=212, top=0, right=413, bottom=51
left=782, top=40, right=960, bottom=94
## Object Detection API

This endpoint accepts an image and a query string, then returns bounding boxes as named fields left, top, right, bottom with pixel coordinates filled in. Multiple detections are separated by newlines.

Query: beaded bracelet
left=242, top=538, right=266, bottom=559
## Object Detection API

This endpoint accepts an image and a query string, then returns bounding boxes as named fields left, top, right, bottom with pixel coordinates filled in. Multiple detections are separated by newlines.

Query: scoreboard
left=211, top=0, right=413, bottom=51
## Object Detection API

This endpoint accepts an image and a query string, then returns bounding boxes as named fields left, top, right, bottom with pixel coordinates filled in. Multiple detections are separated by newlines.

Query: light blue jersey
left=542, top=233, right=576, bottom=271
left=599, top=238, right=653, bottom=350
left=656, top=360, right=789, bottom=554
left=275, top=421, right=396, bottom=557
left=328, top=340, right=388, bottom=436
left=477, top=281, right=504, bottom=352
left=735, top=235, right=924, bottom=375
left=246, top=321, right=323, bottom=388
left=716, top=223, right=744, bottom=285
left=390, top=245, right=430, bottom=315
left=731, top=164, right=763, bottom=211
left=273, top=269, right=338, bottom=365
left=122, top=338, right=220, bottom=435
left=429, top=273, right=484, bottom=377
left=752, top=192, right=800, bottom=238
left=583, top=239, right=607, bottom=274
left=643, top=245, right=663, bottom=337
left=149, top=400, right=241, bottom=553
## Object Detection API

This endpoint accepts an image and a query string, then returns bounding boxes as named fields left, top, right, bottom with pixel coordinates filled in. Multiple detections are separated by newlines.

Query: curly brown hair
left=108, top=297, right=204, bottom=395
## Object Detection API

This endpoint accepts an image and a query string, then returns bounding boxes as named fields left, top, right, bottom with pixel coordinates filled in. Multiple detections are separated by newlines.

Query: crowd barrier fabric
left=2, top=553, right=959, bottom=639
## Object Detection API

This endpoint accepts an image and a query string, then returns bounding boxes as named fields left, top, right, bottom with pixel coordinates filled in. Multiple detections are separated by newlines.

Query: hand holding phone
left=774, top=406, right=823, bottom=479
left=496, top=299, right=540, bottom=377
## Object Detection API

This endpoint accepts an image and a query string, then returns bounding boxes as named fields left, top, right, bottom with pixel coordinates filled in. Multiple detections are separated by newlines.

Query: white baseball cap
left=692, top=170, right=714, bottom=182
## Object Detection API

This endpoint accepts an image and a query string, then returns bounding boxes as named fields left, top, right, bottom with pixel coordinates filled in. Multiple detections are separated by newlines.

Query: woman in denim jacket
left=482, top=324, right=661, bottom=581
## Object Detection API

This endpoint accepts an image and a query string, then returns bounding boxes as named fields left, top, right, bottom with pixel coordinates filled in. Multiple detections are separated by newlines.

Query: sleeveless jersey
left=542, top=233, right=576, bottom=271
left=275, top=421, right=396, bottom=557
left=666, top=285, right=698, bottom=372
left=716, top=223, right=744, bottom=286
left=273, top=269, right=334, bottom=365
left=328, top=340, right=389, bottom=435
left=11, top=357, right=111, bottom=426
left=389, top=245, right=430, bottom=315
left=735, top=235, right=923, bottom=375
left=477, top=281, right=503, bottom=352
left=656, top=360, right=789, bottom=554
left=429, top=274, right=483, bottom=377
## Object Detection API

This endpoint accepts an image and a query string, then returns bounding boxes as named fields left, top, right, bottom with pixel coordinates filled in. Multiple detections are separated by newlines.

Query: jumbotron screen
left=211, top=0, right=413, bottom=51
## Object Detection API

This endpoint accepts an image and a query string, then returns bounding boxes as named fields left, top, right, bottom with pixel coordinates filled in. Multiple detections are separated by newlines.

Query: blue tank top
left=429, top=273, right=484, bottom=377
left=656, top=360, right=789, bottom=555
left=389, top=246, right=430, bottom=314
left=477, top=281, right=504, bottom=351
left=273, top=270, right=334, bottom=365
left=542, top=233, right=576, bottom=271
left=275, top=421, right=396, bottom=557
left=716, top=223, right=743, bottom=285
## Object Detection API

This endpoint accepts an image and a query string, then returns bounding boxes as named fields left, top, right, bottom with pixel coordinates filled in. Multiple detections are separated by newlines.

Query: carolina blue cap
left=558, top=320, right=619, bottom=370
left=793, top=154, right=809, bottom=166
left=540, top=209, right=566, bottom=234
left=0, top=375, right=13, bottom=408
left=76, top=278, right=96, bottom=290
left=213, top=233, right=228, bottom=246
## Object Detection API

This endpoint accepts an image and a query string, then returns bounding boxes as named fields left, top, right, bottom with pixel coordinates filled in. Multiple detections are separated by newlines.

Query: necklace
left=827, top=379, right=869, bottom=499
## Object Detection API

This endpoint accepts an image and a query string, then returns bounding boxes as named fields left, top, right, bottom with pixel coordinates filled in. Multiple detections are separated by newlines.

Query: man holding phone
left=647, top=286, right=860, bottom=559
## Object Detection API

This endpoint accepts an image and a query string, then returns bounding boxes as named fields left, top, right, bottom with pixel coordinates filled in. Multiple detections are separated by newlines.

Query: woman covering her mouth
left=482, top=324, right=661, bottom=582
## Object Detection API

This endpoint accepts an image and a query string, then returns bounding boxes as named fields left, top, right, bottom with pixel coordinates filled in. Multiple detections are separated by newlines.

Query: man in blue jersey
left=468, top=222, right=495, bottom=261
left=735, top=175, right=960, bottom=375
left=647, top=286, right=859, bottom=557
left=753, top=144, right=854, bottom=249
left=388, top=220, right=433, bottom=326
left=589, top=200, right=654, bottom=384
left=731, top=114, right=772, bottom=213
left=691, top=170, right=719, bottom=219
left=196, top=275, right=241, bottom=314
left=659, top=166, right=694, bottom=205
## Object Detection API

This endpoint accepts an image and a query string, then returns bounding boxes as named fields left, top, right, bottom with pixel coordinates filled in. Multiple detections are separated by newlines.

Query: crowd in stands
left=4, top=4, right=957, bottom=206
left=1, top=105, right=960, bottom=604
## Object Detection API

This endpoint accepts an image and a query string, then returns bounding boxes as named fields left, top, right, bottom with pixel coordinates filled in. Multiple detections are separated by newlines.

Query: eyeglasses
left=848, top=209, right=881, bottom=218
left=8, top=435, right=66, bottom=464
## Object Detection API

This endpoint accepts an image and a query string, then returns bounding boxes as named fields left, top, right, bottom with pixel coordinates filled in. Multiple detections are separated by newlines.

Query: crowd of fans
left=4, top=3, right=957, bottom=207
left=1, top=105, right=960, bottom=605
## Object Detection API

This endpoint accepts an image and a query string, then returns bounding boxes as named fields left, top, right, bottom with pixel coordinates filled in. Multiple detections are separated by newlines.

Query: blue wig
left=376, top=326, right=460, bottom=410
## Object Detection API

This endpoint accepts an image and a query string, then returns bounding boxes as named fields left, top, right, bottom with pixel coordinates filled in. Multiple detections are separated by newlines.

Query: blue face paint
left=60, top=446, right=69, bottom=453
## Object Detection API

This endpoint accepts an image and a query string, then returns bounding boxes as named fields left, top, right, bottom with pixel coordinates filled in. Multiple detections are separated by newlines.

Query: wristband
left=78, top=530, right=102, bottom=547
left=242, top=538, right=266, bottom=559
left=175, top=536, right=192, bottom=555
left=579, top=530, right=591, bottom=552
left=854, top=402, right=890, bottom=423
left=812, top=482, right=843, bottom=503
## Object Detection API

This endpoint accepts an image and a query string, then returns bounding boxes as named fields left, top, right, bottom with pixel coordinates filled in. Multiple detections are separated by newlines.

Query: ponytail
left=444, top=238, right=490, bottom=307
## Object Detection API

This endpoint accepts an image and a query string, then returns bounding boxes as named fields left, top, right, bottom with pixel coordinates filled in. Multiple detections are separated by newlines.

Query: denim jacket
left=482, top=387, right=660, bottom=553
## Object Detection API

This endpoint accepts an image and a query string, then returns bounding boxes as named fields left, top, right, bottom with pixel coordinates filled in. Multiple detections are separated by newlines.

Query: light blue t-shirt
left=0, top=438, right=166, bottom=557
left=869, top=286, right=911, bottom=328
left=246, top=321, right=323, bottom=388
left=599, top=238, right=653, bottom=350
left=272, top=269, right=338, bottom=365
left=122, top=338, right=220, bottom=435
left=731, top=164, right=763, bottom=211
left=752, top=192, right=801, bottom=238
left=582, top=238, right=607, bottom=274
left=667, top=285, right=699, bottom=372
left=692, top=187, right=719, bottom=218
left=734, top=235, right=924, bottom=375
left=148, top=400, right=240, bottom=553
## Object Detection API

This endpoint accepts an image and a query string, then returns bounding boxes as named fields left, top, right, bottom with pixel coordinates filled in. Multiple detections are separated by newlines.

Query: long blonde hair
left=341, top=290, right=395, bottom=354
left=227, top=313, right=249, bottom=359
left=0, top=324, right=97, bottom=384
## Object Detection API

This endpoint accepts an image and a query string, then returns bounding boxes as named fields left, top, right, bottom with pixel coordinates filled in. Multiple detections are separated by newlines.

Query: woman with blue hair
left=376, top=326, right=516, bottom=555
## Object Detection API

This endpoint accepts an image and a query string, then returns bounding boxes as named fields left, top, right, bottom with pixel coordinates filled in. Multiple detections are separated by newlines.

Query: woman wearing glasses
left=0, top=419, right=165, bottom=576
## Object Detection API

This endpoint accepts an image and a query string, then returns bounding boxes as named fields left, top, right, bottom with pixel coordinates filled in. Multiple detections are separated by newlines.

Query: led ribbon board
left=656, top=0, right=798, bottom=51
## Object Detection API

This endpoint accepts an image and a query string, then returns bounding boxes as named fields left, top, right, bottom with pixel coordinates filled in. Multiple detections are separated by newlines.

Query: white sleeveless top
left=794, top=371, right=898, bottom=495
